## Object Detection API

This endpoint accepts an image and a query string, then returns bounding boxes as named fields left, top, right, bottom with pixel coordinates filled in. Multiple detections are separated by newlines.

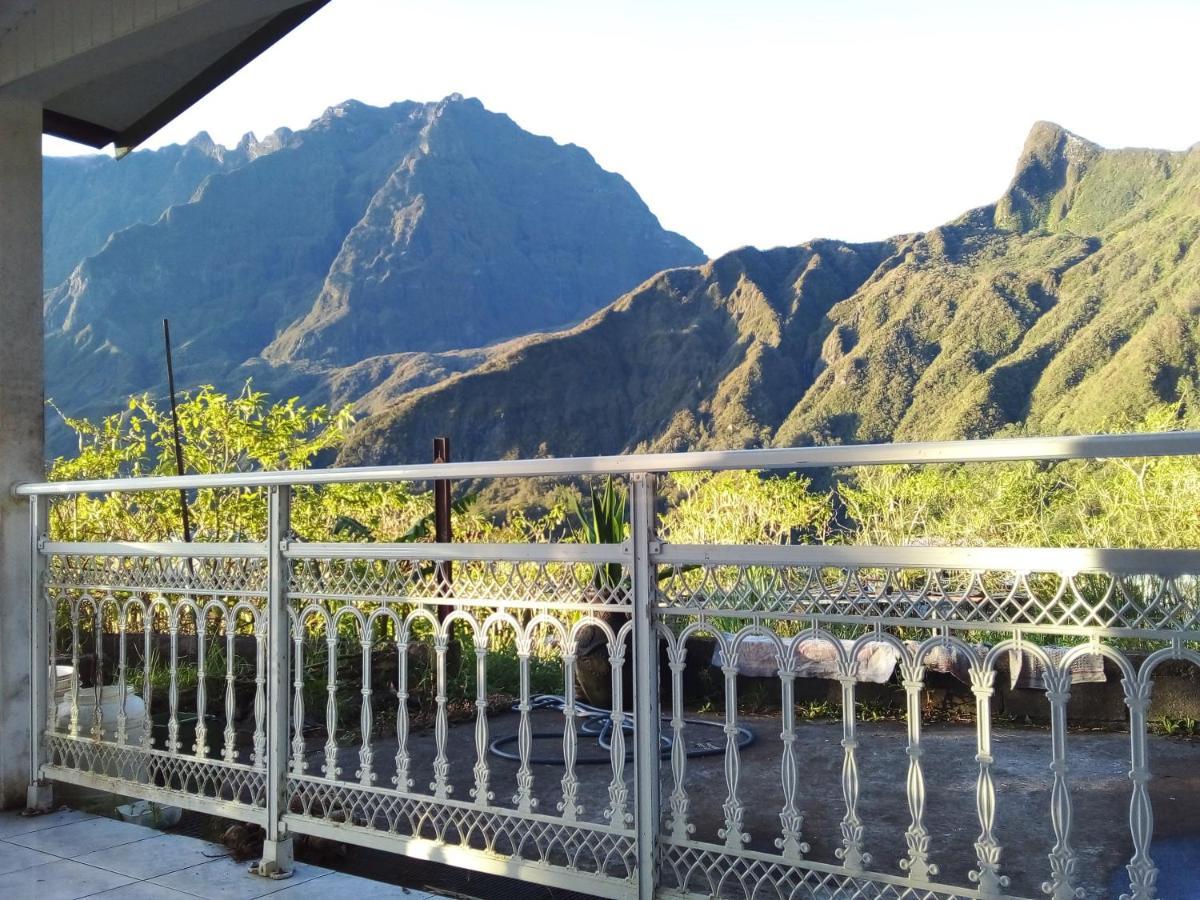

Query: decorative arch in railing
left=17, top=431, right=1200, bottom=899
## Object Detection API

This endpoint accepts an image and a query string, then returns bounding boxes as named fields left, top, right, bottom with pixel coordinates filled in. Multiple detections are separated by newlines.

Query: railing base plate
left=25, top=780, right=53, bottom=814
left=251, top=836, right=294, bottom=879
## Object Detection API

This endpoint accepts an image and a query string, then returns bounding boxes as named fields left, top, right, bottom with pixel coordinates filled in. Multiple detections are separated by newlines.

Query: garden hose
left=487, top=693, right=754, bottom=765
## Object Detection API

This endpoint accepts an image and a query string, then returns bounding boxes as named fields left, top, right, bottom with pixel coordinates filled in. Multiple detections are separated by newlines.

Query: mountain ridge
left=337, top=121, right=1200, bottom=466
left=42, top=95, right=705, bottom=445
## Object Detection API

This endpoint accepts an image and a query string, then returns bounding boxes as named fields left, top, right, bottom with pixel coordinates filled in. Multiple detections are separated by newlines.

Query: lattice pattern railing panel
left=45, top=734, right=266, bottom=809
left=286, top=776, right=637, bottom=879
left=657, top=563, right=1200, bottom=632
left=289, top=556, right=631, bottom=607
left=659, top=842, right=996, bottom=900
left=47, top=553, right=268, bottom=595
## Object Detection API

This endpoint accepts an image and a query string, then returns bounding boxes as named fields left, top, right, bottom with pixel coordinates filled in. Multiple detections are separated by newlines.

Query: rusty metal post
left=433, top=437, right=453, bottom=623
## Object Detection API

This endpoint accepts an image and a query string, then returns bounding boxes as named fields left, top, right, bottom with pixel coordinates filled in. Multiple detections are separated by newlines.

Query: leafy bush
left=48, top=384, right=425, bottom=543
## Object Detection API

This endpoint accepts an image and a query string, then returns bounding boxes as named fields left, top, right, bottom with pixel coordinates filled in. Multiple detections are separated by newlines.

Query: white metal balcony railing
left=14, top=432, right=1200, bottom=900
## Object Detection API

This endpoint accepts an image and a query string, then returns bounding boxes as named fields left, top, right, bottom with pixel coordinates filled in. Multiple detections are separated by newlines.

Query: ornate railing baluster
left=604, top=631, right=631, bottom=826
left=513, top=632, right=535, bottom=811
left=1121, top=672, right=1157, bottom=900
left=558, top=641, right=581, bottom=821
left=289, top=616, right=306, bottom=774
left=251, top=615, right=267, bottom=770
left=322, top=625, right=340, bottom=778
left=167, top=605, right=181, bottom=754
left=223, top=616, right=238, bottom=763
left=471, top=637, right=492, bottom=806
left=45, top=591, right=58, bottom=738
left=68, top=599, right=80, bottom=738
left=835, top=662, right=869, bottom=872
left=775, top=647, right=807, bottom=860
left=89, top=599, right=104, bottom=740
left=193, top=608, right=208, bottom=757
left=969, top=661, right=1009, bottom=896
left=88, top=602, right=104, bottom=744
left=115, top=606, right=128, bottom=747
left=356, top=635, right=375, bottom=785
left=718, top=644, right=747, bottom=849
left=141, top=607, right=154, bottom=751
left=430, top=631, right=451, bottom=798
left=1043, top=664, right=1083, bottom=899
left=899, top=656, right=936, bottom=881
left=392, top=634, right=412, bottom=791
left=664, top=638, right=691, bottom=841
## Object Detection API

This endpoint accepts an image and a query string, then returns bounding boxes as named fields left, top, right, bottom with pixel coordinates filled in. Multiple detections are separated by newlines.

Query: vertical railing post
left=256, top=485, right=293, bottom=878
left=26, top=495, right=53, bottom=812
left=630, top=472, right=661, bottom=900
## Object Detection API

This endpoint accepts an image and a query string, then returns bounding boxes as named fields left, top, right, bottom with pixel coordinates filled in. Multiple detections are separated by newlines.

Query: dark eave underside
left=41, top=0, right=328, bottom=156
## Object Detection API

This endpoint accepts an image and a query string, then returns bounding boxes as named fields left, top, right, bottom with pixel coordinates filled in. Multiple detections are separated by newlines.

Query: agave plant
left=571, top=477, right=629, bottom=595
left=570, top=478, right=631, bottom=706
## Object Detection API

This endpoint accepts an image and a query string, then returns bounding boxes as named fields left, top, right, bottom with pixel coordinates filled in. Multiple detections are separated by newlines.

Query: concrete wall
left=0, top=97, right=43, bottom=808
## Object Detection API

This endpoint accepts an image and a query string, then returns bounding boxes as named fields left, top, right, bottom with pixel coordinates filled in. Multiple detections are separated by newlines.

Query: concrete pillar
left=0, top=98, right=44, bottom=809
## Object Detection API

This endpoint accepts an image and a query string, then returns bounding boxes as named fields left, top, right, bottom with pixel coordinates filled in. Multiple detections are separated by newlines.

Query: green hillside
left=339, top=122, right=1200, bottom=465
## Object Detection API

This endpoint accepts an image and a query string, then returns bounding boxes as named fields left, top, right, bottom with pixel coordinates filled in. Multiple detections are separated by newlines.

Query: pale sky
left=43, top=0, right=1200, bottom=258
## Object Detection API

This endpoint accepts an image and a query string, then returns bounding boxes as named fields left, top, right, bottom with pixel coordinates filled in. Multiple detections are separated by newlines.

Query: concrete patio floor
left=0, top=808, right=443, bottom=900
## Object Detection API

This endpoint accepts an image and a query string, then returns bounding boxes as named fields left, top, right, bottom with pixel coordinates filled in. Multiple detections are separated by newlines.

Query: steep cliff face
left=264, top=96, right=703, bottom=366
left=339, top=123, right=1200, bottom=466
left=42, top=130, right=283, bottom=287
left=42, top=95, right=704, bottom=433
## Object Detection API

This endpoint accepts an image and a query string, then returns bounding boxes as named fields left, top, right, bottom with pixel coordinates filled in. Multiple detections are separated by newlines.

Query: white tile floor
left=0, top=809, right=444, bottom=900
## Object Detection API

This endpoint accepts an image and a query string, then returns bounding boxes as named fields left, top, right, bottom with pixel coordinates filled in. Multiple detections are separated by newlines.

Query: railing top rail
left=15, top=429, right=1200, bottom=496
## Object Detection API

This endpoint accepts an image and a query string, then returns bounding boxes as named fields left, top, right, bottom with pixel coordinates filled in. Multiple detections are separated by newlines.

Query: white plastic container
left=55, top=684, right=147, bottom=745
left=54, top=665, right=73, bottom=696
left=116, top=800, right=182, bottom=828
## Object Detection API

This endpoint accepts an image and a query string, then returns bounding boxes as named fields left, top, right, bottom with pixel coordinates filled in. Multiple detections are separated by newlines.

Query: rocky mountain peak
left=993, top=121, right=1102, bottom=233
left=184, top=129, right=222, bottom=159
left=42, top=95, right=705, bottom=444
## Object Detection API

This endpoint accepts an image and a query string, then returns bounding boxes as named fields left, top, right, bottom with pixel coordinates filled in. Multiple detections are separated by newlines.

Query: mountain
left=337, top=122, right=1200, bottom=466
left=42, top=95, right=705, bottom=435
left=42, top=131, right=279, bottom=287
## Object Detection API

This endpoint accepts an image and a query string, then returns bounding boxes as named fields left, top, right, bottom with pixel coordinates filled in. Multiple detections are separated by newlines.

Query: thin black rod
left=163, top=320, right=194, bottom=552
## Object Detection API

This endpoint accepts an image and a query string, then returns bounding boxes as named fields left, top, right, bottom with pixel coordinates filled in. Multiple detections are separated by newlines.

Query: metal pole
left=256, top=484, right=293, bottom=877
left=163, top=320, right=194, bottom=575
left=433, top=437, right=453, bottom=623
left=630, top=472, right=661, bottom=899
left=26, top=495, right=53, bottom=811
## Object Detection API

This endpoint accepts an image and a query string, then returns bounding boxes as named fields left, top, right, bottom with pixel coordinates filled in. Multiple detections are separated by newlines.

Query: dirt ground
left=303, top=709, right=1200, bottom=899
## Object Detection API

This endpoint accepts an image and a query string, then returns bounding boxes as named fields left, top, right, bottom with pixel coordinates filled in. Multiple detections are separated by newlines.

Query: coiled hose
left=488, top=694, right=754, bottom=765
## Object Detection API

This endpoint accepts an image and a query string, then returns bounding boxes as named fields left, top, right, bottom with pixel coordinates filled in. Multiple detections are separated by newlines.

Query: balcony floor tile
left=76, top=831, right=231, bottom=879
left=0, top=857, right=134, bottom=900
left=149, top=858, right=331, bottom=900
left=6, top=816, right=159, bottom=857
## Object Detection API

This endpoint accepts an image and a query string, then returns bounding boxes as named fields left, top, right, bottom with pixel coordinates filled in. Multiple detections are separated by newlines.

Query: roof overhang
left=0, top=0, right=329, bottom=156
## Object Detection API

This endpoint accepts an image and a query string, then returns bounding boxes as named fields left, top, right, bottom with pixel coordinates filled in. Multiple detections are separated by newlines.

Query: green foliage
left=837, top=401, right=1200, bottom=549
left=1152, top=715, right=1200, bottom=737
left=48, top=383, right=427, bottom=543
left=662, top=470, right=832, bottom=544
